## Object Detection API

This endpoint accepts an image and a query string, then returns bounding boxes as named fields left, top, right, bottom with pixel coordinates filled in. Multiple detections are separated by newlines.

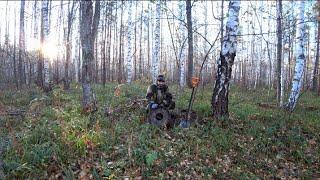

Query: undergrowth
left=0, top=83, right=319, bottom=178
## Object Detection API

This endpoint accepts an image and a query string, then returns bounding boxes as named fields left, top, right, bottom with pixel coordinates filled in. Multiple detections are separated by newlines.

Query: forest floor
left=0, top=83, right=319, bottom=179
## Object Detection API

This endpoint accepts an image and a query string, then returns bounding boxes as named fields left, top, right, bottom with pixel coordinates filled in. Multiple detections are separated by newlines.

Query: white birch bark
left=178, top=1, right=186, bottom=87
left=212, top=1, right=240, bottom=118
left=281, top=53, right=285, bottom=106
left=152, top=1, right=161, bottom=83
left=80, top=0, right=100, bottom=110
left=41, top=0, right=50, bottom=86
left=33, top=1, right=39, bottom=39
left=276, top=0, right=283, bottom=106
left=18, top=0, right=25, bottom=85
left=280, top=23, right=285, bottom=106
left=287, top=1, right=306, bottom=111
left=126, top=0, right=133, bottom=84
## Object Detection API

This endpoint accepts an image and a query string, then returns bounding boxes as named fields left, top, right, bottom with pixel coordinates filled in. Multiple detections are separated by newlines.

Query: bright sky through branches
left=0, top=1, right=317, bottom=66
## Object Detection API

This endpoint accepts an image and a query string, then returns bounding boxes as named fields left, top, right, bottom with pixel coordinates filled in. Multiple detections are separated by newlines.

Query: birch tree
left=178, top=1, right=186, bottom=87
left=152, top=1, right=161, bottom=83
left=43, top=0, right=50, bottom=90
left=13, top=8, right=17, bottom=88
left=107, top=3, right=113, bottom=82
left=220, top=0, right=225, bottom=50
left=211, top=1, right=240, bottom=118
left=36, top=1, right=43, bottom=87
left=287, top=1, right=306, bottom=112
left=101, top=2, right=107, bottom=86
left=138, top=2, right=143, bottom=79
left=126, top=0, right=133, bottom=84
left=38, top=0, right=50, bottom=91
left=186, top=0, right=193, bottom=88
left=276, top=0, right=283, bottom=106
left=133, top=1, right=138, bottom=80
left=112, top=2, right=118, bottom=82
left=80, top=0, right=100, bottom=112
left=18, top=0, right=26, bottom=86
left=64, top=0, right=76, bottom=90
left=118, top=2, right=124, bottom=84
left=312, top=14, right=320, bottom=91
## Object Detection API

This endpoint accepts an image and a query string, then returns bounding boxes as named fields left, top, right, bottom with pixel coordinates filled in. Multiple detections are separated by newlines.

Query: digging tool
left=185, top=31, right=221, bottom=126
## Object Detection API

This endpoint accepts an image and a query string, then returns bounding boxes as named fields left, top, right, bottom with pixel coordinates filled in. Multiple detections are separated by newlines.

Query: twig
left=165, top=8, right=179, bottom=69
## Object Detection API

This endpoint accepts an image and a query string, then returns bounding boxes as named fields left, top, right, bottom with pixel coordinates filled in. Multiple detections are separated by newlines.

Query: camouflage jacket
left=146, top=84, right=172, bottom=105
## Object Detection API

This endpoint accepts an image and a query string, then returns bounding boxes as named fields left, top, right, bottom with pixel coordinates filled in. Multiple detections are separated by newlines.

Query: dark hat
left=157, top=75, right=165, bottom=82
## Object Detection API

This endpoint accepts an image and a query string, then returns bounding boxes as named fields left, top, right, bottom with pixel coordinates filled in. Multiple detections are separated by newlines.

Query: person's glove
left=149, top=101, right=158, bottom=109
left=151, top=103, right=158, bottom=109
left=149, top=101, right=155, bottom=106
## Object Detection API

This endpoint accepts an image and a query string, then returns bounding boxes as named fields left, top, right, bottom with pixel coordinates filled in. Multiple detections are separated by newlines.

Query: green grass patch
left=0, top=83, right=319, bottom=178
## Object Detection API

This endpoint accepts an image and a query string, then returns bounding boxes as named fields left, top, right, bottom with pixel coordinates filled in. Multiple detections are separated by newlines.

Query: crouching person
left=146, top=75, right=175, bottom=113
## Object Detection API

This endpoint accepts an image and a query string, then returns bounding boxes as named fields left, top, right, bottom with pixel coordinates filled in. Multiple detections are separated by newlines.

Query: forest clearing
left=0, top=0, right=320, bottom=179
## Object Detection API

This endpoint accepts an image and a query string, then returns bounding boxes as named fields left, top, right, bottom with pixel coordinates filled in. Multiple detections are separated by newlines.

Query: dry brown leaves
left=191, top=77, right=200, bottom=88
left=0, top=100, right=5, bottom=115
left=114, top=84, right=125, bottom=97
left=78, top=161, right=93, bottom=180
left=82, top=103, right=98, bottom=114
left=257, top=102, right=277, bottom=109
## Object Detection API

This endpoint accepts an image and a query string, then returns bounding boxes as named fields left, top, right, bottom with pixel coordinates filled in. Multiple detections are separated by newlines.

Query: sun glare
left=42, top=42, right=59, bottom=60
left=28, top=38, right=59, bottom=60
left=28, top=38, right=40, bottom=51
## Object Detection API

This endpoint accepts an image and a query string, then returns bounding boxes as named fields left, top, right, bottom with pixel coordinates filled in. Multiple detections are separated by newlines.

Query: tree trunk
left=80, top=0, right=100, bottom=112
left=276, top=0, right=283, bottom=106
left=102, top=3, right=107, bottom=86
left=151, top=0, right=161, bottom=83
left=304, top=30, right=310, bottom=90
left=220, top=0, right=224, bottom=50
left=112, top=2, right=118, bottom=82
left=38, top=0, right=50, bottom=91
left=178, top=1, right=186, bottom=88
left=134, top=1, right=138, bottom=81
left=95, top=37, right=99, bottom=83
left=147, top=3, right=150, bottom=80
left=18, top=0, right=26, bottom=86
left=64, top=1, right=75, bottom=90
left=286, top=1, right=306, bottom=112
left=43, top=1, right=50, bottom=91
left=126, top=0, right=134, bottom=84
left=13, top=8, right=18, bottom=88
left=118, top=2, right=123, bottom=84
left=186, top=0, right=193, bottom=88
left=107, top=5, right=112, bottom=82
left=78, top=38, right=81, bottom=83
left=139, top=2, right=143, bottom=80
left=211, top=1, right=240, bottom=118
left=312, top=20, right=320, bottom=91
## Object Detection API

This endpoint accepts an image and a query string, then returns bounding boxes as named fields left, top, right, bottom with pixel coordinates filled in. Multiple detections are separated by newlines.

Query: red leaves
left=84, top=139, right=96, bottom=152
